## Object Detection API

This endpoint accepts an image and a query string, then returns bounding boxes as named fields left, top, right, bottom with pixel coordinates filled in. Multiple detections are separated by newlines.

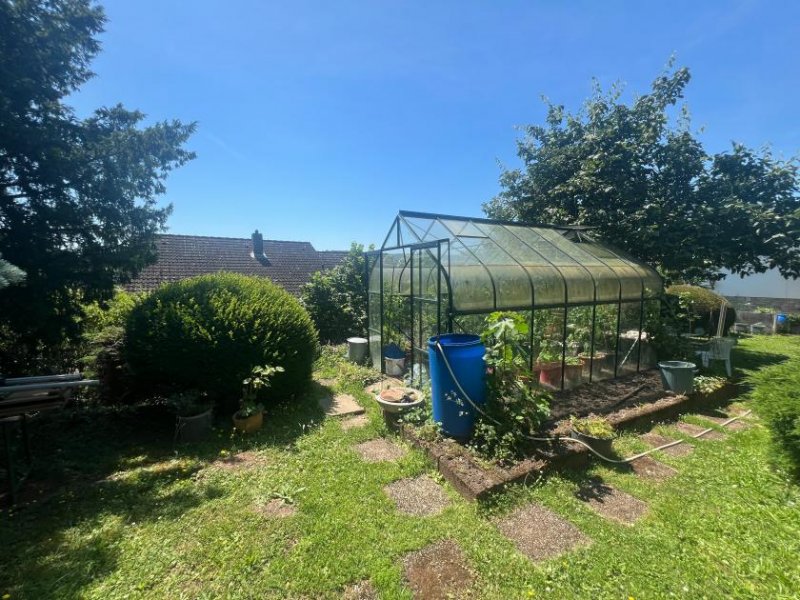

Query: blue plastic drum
left=428, top=334, right=487, bottom=438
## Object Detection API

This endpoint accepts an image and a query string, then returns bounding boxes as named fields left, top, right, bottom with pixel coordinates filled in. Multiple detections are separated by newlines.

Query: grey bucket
left=657, top=361, right=697, bottom=394
left=347, top=337, right=369, bottom=364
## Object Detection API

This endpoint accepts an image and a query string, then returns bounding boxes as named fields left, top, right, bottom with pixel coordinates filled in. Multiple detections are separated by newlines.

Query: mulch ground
left=384, top=475, right=450, bottom=517
left=640, top=432, right=694, bottom=457
left=626, top=455, right=678, bottom=482
left=255, top=498, right=297, bottom=518
left=354, top=439, right=407, bottom=463
left=494, top=502, right=591, bottom=562
left=575, top=478, right=648, bottom=525
left=549, top=370, right=666, bottom=421
left=402, top=539, right=475, bottom=600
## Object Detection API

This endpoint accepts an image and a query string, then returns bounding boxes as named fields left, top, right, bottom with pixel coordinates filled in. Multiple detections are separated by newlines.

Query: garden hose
left=433, top=340, right=751, bottom=465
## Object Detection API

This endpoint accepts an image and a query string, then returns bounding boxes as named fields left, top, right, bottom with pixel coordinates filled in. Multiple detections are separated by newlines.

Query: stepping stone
left=354, top=438, right=407, bottom=463
left=575, top=479, right=648, bottom=525
left=675, top=422, right=725, bottom=441
left=384, top=475, right=450, bottom=517
left=342, top=580, right=378, bottom=600
left=317, top=378, right=337, bottom=388
left=640, top=432, right=694, bottom=457
left=319, top=393, right=365, bottom=417
left=341, top=414, right=370, bottom=430
left=255, top=498, right=297, bottom=519
left=725, top=419, right=750, bottom=431
left=627, top=456, right=677, bottom=482
left=494, top=503, right=590, bottom=562
left=403, top=539, right=474, bottom=600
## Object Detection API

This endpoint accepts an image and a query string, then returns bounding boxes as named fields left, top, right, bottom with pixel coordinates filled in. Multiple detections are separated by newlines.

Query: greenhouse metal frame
left=365, top=210, right=664, bottom=391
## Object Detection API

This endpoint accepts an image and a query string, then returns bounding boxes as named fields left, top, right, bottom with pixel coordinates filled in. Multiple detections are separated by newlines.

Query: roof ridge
left=157, top=233, right=316, bottom=245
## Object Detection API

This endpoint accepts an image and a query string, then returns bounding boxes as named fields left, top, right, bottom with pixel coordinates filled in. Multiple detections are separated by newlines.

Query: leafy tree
left=301, top=243, right=369, bottom=344
left=0, top=255, right=24, bottom=289
left=0, top=0, right=195, bottom=373
left=484, top=62, right=800, bottom=284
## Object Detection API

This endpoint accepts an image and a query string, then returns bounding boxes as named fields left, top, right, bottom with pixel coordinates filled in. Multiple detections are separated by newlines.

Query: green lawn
left=2, top=336, right=800, bottom=599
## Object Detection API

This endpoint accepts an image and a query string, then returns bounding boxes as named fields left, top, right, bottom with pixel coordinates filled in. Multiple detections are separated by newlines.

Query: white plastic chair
left=698, top=337, right=735, bottom=376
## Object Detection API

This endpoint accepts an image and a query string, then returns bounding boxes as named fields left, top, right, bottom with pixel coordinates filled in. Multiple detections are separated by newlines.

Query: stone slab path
left=403, top=539, right=474, bottom=600
left=494, top=502, right=590, bottom=562
left=627, top=455, right=678, bottom=482
left=575, top=479, right=648, bottom=525
left=319, top=393, right=365, bottom=417
left=354, top=439, right=407, bottom=463
left=675, top=422, right=725, bottom=440
left=384, top=475, right=450, bottom=517
left=640, top=432, right=694, bottom=457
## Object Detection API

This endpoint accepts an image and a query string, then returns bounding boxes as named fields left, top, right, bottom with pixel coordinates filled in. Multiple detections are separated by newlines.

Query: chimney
left=251, top=229, right=269, bottom=265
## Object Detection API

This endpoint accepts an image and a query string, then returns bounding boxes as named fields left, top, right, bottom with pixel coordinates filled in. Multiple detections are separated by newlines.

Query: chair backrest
left=708, top=337, right=735, bottom=359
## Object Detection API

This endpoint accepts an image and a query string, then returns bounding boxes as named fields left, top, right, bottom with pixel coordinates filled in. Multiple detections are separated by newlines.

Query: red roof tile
left=124, top=234, right=348, bottom=295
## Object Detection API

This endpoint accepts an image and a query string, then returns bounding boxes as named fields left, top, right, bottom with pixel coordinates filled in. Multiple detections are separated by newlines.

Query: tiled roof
left=123, top=234, right=348, bottom=295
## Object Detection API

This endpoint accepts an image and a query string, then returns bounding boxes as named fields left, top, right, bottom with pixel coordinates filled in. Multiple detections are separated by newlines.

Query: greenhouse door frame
left=365, top=240, right=451, bottom=388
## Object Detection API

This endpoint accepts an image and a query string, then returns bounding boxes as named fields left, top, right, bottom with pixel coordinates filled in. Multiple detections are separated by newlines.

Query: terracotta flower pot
left=233, top=411, right=263, bottom=433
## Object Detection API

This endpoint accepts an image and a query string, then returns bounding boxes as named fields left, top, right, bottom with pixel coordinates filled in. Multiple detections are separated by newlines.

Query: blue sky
left=70, top=0, right=799, bottom=251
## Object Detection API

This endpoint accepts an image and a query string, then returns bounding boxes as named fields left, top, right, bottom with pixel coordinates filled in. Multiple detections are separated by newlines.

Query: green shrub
left=666, top=284, right=736, bottom=336
left=125, top=273, right=318, bottom=407
left=301, top=243, right=368, bottom=344
left=80, top=288, right=142, bottom=403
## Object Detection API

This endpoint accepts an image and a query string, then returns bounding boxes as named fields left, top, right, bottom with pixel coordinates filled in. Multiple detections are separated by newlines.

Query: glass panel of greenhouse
left=366, top=211, right=663, bottom=390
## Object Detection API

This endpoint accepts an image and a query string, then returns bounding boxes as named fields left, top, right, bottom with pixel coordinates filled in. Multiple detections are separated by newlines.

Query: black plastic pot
left=570, top=428, right=613, bottom=457
left=175, top=408, right=213, bottom=443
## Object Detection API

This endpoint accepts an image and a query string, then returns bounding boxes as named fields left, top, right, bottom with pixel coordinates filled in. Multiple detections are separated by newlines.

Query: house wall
left=714, top=268, right=800, bottom=313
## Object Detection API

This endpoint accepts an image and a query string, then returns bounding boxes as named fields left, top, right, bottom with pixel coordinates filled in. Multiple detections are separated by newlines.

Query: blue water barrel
left=428, top=334, right=487, bottom=438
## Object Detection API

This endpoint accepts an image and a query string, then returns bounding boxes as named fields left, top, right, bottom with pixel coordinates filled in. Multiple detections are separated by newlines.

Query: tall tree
left=484, top=64, right=800, bottom=284
left=0, top=0, right=195, bottom=373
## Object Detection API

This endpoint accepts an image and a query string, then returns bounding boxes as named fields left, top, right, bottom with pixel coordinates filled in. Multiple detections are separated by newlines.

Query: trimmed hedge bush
left=125, top=273, right=318, bottom=407
left=666, top=284, right=736, bottom=336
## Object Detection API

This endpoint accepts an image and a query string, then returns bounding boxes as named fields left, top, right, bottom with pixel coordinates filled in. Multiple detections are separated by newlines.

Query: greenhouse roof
left=375, top=210, right=663, bottom=313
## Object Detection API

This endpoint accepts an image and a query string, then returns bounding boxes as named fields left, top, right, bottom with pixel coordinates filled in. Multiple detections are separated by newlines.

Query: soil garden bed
left=401, top=369, right=743, bottom=500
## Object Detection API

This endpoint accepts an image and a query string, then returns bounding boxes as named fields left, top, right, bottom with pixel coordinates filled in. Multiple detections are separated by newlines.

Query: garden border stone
left=401, top=374, right=743, bottom=500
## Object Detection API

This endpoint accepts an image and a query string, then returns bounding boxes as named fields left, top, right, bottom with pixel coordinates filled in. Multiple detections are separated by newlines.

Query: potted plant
left=536, top=340, right=563, bottom=387
left=375, top=383, right=424, bottom=430
left=569, top=414, right=615, bottom=456
left=233, top=364, right=284, bottom=433
left=169, top=390, right=213, bottom=443
left=563, top=355, right=585, bottom=387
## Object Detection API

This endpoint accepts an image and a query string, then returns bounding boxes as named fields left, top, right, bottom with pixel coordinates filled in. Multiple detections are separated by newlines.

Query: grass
left=1, top=337, right=800, bottom=598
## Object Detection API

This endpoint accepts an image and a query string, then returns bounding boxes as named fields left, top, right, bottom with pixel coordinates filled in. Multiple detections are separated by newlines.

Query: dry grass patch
left=255, top=498, right=298, bottom=519
left=212, top=450, right=268, bottom=471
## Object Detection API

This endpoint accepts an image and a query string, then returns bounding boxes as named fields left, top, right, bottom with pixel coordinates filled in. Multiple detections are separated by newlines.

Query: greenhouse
left=365, top=210, right=664, bottom=391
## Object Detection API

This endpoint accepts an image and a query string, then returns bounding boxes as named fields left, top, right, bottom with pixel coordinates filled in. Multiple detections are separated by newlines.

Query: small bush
left=125, top=273, right=318, bottom=407
left=80, top=289, right=142, bottom=403
left=666, top=285, right=736, bottom=336
left=301, top=243, right=368, bottom=344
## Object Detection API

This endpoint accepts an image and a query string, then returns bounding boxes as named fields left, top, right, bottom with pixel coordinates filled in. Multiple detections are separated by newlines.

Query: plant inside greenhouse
left=366, top=211, right=664, bottom=392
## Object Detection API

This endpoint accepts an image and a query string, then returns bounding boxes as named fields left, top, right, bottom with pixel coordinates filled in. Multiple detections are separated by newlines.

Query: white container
left=346, top=337, right=369, bottom=363
left=384, top=357, right=405, bottom=376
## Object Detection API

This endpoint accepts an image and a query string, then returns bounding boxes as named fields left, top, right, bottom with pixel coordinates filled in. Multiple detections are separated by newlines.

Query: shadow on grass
left=0, top=379, right=331, bottom=597
left=731, top=345, right=790, bottom=374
